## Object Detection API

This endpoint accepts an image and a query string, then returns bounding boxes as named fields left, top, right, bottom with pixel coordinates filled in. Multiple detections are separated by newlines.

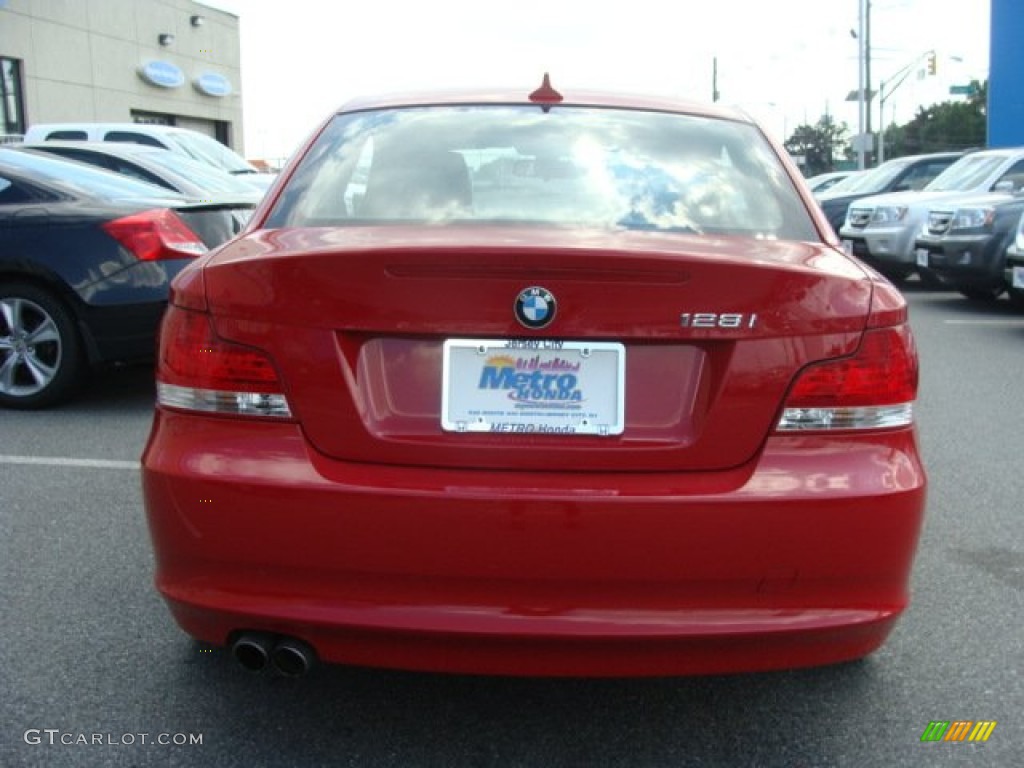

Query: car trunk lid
left=202, top=226, right=872, bottom=472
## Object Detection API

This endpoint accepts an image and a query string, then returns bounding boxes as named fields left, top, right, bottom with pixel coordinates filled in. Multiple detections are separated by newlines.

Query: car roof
left=961, top=146, right=1024, bottom=158
left=904, top=151, right=967, bottom=161
left=0, top=146, right=188, bottom=202
left=15, top=143, right=264, bottom=203
left=21, top=140, right=172, bottom=157
left=334, top=85, right=755, bottom=124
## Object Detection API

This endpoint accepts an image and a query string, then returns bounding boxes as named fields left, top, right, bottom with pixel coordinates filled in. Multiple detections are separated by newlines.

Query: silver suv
left=839, top=148, right=1024, bottom=280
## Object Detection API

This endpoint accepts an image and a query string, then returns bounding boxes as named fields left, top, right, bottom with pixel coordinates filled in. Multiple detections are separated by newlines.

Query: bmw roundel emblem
left=515, top=286, right=556, bottom=329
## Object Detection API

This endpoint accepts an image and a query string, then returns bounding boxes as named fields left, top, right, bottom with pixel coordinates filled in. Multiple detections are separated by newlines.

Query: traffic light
left=927, top=52, right=937, bottom=76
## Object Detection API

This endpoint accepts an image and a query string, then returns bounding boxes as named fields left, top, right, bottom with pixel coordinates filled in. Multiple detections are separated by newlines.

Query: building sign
left=194, top=72, right=232, bottom=97
left=138, top=60, right=185, bottom=89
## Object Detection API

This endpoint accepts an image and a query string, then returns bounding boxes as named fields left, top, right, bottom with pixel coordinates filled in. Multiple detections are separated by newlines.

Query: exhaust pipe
left=230, top=631, right=275, bottom=672
left=271, top=637, right=316, bottom=677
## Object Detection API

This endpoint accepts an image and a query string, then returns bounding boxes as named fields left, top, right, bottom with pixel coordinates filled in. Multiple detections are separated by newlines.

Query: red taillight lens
left=102, top=209, right=208, bottom=261
left=156, top=305, right=291, bottom=418
left=786, top=326, right=917, bottom=407
left=777, top=326, right=917, bottom=431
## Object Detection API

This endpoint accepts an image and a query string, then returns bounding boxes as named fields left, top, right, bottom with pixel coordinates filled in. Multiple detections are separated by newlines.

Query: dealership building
left=0, top=0, right=244, bottom=151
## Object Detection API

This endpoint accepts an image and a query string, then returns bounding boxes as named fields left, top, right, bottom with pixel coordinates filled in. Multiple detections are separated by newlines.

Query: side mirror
left=993, top=180, right=1015, bottom=194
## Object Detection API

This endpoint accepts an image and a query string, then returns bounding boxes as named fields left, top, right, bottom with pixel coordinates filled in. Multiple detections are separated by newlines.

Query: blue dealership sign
left=139, top=60, right=185, bottom=89
left=989, top=0, right=1024, bottom=146
left=194, top=72, right=232, bottom=98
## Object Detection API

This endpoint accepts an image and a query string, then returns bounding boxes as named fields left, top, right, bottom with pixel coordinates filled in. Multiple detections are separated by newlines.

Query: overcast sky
left=202, top=0, right=990, bottom=162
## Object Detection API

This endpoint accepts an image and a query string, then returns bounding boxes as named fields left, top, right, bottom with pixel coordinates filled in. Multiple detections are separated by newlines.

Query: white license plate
left=841, top=239, right=853, bottom=256
left=916, top=248, right=930, bottom=267
left=441, top=339, right=625, bottom=436
left=1013, top=266, right=1024, bottom=290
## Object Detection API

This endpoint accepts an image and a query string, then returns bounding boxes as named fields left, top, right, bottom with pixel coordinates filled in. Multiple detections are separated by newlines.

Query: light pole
left=852, top=0, right=872, bottom=169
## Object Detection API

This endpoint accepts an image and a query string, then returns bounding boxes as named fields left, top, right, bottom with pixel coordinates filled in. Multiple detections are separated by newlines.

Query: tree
left=784, top=115, right=851, bottom=176
left=880, top=80, right=986, bottom=158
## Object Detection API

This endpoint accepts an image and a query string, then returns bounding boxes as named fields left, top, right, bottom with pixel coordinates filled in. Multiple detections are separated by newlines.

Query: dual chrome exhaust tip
left=230, top=631, right=316, bottom=677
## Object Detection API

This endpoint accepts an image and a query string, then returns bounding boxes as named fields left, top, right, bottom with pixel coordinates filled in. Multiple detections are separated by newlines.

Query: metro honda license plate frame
left=441, top=338, right=625, bottom=436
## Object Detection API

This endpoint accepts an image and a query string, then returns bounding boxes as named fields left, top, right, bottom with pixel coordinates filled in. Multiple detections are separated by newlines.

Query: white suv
left=839, top=147, right=1024, bottom=280
left=23, top=123, right=276, bottom=191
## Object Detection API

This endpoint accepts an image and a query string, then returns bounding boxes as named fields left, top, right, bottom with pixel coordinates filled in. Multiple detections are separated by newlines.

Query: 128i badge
left=515, top=287, right=556, bottom=329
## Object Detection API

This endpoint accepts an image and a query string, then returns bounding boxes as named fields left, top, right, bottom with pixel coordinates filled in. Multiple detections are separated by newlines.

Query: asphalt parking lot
left=1, top=286, right=1022, bottom=768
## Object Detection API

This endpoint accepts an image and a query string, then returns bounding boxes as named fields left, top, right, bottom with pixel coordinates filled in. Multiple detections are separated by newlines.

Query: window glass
left=1, top=58, right=26, bottom=136
left=926, top=155, right=1007, bottom=192
left=839, top=159, right=911, bottom=195
left=140, top=150, right=259, bottom=194
left=0, top=176, right=32, bottom=204
left=994, top=159, right=1024, bottom=192
left=46, top=130, right=87, bottom=141
left=163, top=131, right=256, bottom=174
left=900, top=160, right=955, bottom=190
left=267, top=106, right=817, bottom=241
left=105, top=131, right=165, bottom=148
left=0, top=173, right=52, bottom=204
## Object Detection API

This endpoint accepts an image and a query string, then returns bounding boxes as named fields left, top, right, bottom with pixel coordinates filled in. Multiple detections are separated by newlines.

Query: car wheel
left=957, top=285, right=1005, bottom=303
left=0, top=283, right=85, bottom=409
left=1008, top=289, right=1024, bottom=311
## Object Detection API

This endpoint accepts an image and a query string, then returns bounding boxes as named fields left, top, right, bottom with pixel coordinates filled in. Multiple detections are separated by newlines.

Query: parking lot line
left=942, top=318, right=1024, bottom=327
left=0, top=454, right=139, bottom=470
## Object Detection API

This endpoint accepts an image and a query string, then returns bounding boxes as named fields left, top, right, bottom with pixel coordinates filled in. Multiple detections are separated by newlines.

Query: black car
left=1002, top=209, right=1024, bottom=309
left=0, top=148, right=253, bottom=408
left=815, top=151, right=964, bottom=235
left=914, top=191, right=1024, bottom=302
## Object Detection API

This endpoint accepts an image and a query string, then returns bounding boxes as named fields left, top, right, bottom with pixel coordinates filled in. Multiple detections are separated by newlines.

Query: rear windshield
left=163, top=132, right=257, bottom=174
left=141, top=150, right=262, bottom=195
left=266, top=105, right=818, bottom=241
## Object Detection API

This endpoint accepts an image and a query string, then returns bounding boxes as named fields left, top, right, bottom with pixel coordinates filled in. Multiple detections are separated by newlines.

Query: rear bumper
left=141, top=411, right=927, bottom=676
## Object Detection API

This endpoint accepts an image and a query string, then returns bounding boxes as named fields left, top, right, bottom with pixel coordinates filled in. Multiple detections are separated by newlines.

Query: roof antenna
left=529, top=73, right=563, bottom=112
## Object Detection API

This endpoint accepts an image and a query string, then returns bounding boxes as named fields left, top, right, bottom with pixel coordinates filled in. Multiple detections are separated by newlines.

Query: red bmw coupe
left=142, top=77, right=926, bottom=677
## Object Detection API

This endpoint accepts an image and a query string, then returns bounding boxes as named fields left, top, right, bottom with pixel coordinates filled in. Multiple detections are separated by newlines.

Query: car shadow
left=178, top=647, right=890, bottom=767
left=66, top=362, right=156, bottom=412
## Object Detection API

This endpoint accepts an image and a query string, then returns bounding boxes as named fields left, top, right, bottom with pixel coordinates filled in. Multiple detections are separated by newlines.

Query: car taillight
left=102, top=209, right=208, bottom=261
left=776, top=325, right=917, bottom=431
left=156, top=305, right=292, bottom=418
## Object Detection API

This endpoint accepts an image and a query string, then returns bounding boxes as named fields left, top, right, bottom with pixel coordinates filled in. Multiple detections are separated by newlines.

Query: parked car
left=0, top=148, right=254, bottom=408
left=23, top=122, right=277, bottom=191
left=19, top=141, right=263, bottom=206
left=815, top=151, right=964, bottom=234
left=1003, top=210, right=1024, bottom=309
left=804, top=170, right=861, bottom=196
left=839, top=147, right=1024, bottom=281
left=914, top=191, right=1024, bottom=301
left=142, top=77, right=926, bottom=678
